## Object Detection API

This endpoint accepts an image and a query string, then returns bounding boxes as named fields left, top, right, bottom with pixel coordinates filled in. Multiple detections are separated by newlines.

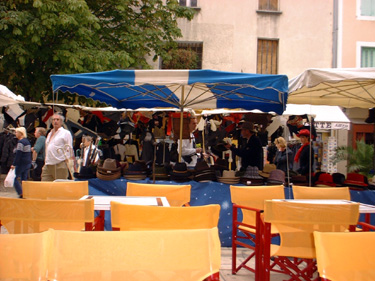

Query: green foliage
left=332, top=139, right=374, bottom=177
left=0, top=0, right=196, bottom=103
left=162, top=48, right=199, bottom=69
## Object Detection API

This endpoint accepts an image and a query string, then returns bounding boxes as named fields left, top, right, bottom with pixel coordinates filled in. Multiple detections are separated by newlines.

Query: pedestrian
left=41, top=113, right=74, bottom=181
left=226, top=122, right=263, bottom=171
left=274, top=136, right=293, bottom=173
left=31, top=127, right=46, bottom=181
left=10, top=127, right=32, bottom=198
left=294, top=129, right=314, bottom=177
left=178, top=117, right=202, bottom=168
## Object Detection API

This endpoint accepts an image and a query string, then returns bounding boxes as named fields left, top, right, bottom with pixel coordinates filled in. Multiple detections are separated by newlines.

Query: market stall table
left=80, top=195, right=170, bottom=231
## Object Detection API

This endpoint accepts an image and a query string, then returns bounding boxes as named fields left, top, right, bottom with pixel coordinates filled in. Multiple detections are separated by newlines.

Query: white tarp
left=288, top=68, right=375, bottom=108
left=283, top=104, right=350, bottom=130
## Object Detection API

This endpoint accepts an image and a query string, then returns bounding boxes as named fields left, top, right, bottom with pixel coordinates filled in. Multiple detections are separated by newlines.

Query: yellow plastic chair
left=314, top=231, right=375, bottom=281
left=126, top=182, right=191, bottom=206
left=111, top=202, right=220, bottom=231
left=262, top=200, right=360, bottom=281
left=0, top=197, right=95, bottom=233
left=0, top=228, right=220, bottom=281
left=22, top=180, right=89, bottom=200
left=0, top=231, right=50, bottom=280
left=230, top=185, right=285, bottom=281
left=292, top=185, right=351, bottom=200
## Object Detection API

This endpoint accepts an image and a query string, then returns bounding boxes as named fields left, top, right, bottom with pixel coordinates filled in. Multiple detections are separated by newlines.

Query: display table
left=87, top=177, right=375, bottom=247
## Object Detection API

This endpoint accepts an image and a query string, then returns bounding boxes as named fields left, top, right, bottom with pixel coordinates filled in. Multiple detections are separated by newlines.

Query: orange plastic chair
left=126, top=182, right=191, bottom=206
left=22, top=180, right=89, bottom=200
left=111, top=203, right=220, bottom=231
left=0, top=228, right=221, bottom=281
left=314, top=231, right=375, bottom=281
left=0, top=231, right=50, bottom=280
left=263, top=200, right=360, bottom=281
left=0, top=197, right=94, bottom=233
left=230, top=185, right=285, bottom=281
left=292, top=185, right=351, bottom=200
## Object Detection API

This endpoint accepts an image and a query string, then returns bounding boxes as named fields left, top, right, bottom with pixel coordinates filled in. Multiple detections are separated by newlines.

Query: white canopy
left=288, top=68, right=375, bottom=108
left=283, top=104, right=350, bottom=130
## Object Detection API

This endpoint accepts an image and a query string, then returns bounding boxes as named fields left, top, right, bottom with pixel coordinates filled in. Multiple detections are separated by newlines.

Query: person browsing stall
left=178, top=117, right=202, bottom=168
left=31, top=127, right=46, bottom=181
left=274, top=136, right=293, bottom=173
left=41, top=113, right=74, bottom=181
left=10, top=127, right=32, bottom=197
left=225, top=122, right=263, bottom=171
left=294, top=129, right=314, bottom=176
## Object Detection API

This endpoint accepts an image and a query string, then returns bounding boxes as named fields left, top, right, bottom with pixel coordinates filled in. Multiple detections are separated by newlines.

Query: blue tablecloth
left=88, top=178, right=375, bottom=247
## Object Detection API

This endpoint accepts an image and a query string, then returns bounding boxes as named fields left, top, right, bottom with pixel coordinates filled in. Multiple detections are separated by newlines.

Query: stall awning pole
left=178, top=86, right=185, bottom=163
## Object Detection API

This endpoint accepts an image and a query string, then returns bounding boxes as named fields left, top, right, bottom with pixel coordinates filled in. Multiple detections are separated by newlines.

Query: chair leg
left=204, top=272, right=220, bottom=281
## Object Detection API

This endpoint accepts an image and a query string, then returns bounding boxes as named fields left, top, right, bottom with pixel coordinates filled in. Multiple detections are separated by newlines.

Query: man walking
left=41, top=113, right=73, bottom=181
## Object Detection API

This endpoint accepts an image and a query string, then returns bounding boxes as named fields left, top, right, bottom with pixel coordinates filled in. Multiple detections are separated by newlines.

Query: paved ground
left=0, top=175, right=289, bottom=280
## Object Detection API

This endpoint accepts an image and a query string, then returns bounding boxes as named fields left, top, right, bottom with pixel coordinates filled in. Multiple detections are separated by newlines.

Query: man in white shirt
left=41, top=113, right=74, bottom=181
left=178, top=117, right=202, bottom=168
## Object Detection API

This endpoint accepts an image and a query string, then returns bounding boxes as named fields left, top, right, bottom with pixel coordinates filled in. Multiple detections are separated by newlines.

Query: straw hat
left=96, top=159, right=122, bottom=180
left=217, top=170, right=240, bottom=184
left=259, top=164, right=276, bottom=178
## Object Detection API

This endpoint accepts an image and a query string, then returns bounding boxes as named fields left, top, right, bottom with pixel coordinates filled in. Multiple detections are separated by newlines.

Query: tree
left=0, top=0, right=195, bottom=103
left=332, top=139, right=374, bottom=178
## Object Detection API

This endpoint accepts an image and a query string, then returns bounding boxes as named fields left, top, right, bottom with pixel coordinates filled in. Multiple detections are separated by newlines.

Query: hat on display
left=96, top=158, right=122, bottom=180
left=314, top=173, right=336, bottom=187
left=259, top=164, right=277, bottom=178
left=332, top=172, right=345, bottom=187
left=123, top=161, right=148, bottom=180
left=152, top=164, right=170, bottom=181
left=74, top=166, right=96, bottom=179
left=343, top=173, right=369, bottom=189
left=217, top=170, right=240, bottom=184
left=212, top=158, right=229, bottom=171
left=242, top=166, right=263, bottom=180
left=296, top=129, right=311, bottom=138
left=267, top=169, right=285, bottom=185
left=241, top=166, right=264, bottom=185
left=193, top=160, right=216, bottom=182
left=170, top=162, right=192, bottom=182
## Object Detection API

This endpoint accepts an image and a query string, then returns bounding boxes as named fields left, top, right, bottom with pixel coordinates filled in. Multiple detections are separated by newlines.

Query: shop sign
left=314, top=122, right=350, bottom=130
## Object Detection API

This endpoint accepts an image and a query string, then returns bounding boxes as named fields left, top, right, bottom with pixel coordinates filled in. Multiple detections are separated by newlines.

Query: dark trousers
left=32, top=159, right=44, bottom=181
left=14, top=163, right=31, bottom=196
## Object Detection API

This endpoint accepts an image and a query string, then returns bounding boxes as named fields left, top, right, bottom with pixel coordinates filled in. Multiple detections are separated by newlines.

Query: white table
left=272, top=199, right=375, bottom=214
left=80, top=195, right=170, bottom=230
left=80, top=195, right=170, bottom=211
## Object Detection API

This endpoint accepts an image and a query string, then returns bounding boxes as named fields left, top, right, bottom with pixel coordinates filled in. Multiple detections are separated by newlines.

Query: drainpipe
left=332, top=0, right=338, bottom=68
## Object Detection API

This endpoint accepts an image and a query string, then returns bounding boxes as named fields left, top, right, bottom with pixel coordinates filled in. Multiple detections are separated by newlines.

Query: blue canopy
left=51, top=69, right=288, bottom=114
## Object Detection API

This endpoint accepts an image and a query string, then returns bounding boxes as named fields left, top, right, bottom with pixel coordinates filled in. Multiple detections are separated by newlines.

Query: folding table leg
left=94, top=210, right=105, bottom=231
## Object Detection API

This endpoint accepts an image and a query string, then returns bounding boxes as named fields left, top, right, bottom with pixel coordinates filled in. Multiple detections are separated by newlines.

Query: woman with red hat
left=294, top=129, right=314, bottom=179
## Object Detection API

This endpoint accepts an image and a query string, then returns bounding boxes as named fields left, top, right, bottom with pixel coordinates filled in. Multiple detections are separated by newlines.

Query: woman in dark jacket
left=274, top=137, right=293, bottom=173
left=294, top=129, right=314, bottom=176
left=10, top=127, right=32, bottom=197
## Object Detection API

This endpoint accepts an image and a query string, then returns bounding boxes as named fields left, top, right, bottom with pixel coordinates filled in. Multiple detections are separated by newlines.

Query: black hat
left=73, top=166, right=96, bottom=179
left=212, top=158, right=229, bottom=171
left=170, top=162, right=192, bottom=182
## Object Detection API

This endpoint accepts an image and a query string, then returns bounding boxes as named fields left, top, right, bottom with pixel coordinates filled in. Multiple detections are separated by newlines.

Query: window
left=179, top=0, right=197, bottom=7
left=360, top=0, right=375, bottom=16
left=258, top=0, right=278, bottom=11
left=361, top=47, right=375, bottom=67
left=161, top=42, right=203, bottom=69
left=357, top=42, right=375, bottom=67
left=257, top=39, right=278, bottom=74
